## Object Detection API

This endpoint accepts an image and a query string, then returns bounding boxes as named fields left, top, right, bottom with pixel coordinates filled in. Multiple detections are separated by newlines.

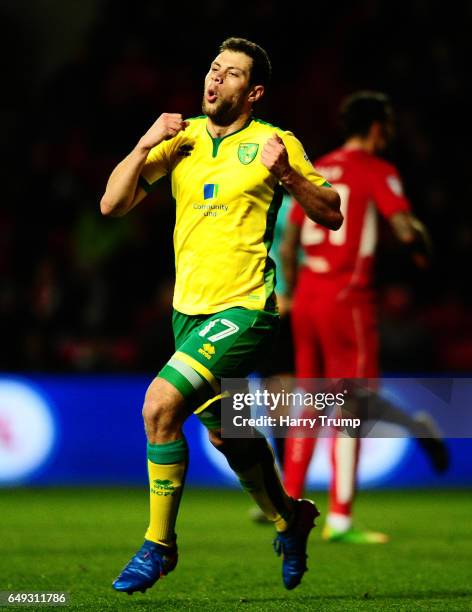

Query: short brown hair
left=340, top=91, right=393, bottom=138
left=219, top=37, right=272, bottom=87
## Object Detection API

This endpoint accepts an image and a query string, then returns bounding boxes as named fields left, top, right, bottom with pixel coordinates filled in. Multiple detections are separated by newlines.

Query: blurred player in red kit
left=281, top=91, right=436, bottom=543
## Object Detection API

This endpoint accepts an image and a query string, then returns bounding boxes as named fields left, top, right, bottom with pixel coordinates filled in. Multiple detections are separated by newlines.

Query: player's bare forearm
left=100, top=145, right=150, bottom=217
left=389, top=212, right=432, bottom=268
left=261, top=133, right=342, bottom=230
left=280, top=171, right=342, bottom=230
left=100, top=113, right=188, bottom=217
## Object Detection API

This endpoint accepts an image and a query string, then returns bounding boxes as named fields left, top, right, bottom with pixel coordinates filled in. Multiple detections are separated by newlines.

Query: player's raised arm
left=261, top=133, right=343, bottom=230
left=100, top=113, right=188, bottom=217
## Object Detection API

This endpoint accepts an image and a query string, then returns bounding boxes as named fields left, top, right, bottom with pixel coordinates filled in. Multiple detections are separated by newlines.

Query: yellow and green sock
left=144, top=437, right=188, bottom=547
left=226, top=437, right=294, bottom=532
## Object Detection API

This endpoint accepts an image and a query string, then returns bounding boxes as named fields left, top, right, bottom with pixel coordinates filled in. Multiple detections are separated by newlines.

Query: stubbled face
left=202, top=50, right=254, bottom=125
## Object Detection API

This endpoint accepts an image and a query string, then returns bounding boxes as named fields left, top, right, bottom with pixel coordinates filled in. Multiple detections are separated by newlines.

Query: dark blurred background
left=1, top=0, right=471, bottom=374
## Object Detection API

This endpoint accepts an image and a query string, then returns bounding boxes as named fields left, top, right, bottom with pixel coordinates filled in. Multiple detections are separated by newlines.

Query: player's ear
left=369, top=121, right=389, bottom=151
left=369, top=121, right=383, bottom=141
left=248, top=84, right=264, bottom=103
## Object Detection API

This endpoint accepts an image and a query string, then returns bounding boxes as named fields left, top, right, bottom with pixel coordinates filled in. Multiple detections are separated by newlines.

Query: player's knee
left=142, top=398, right=179, bottom=439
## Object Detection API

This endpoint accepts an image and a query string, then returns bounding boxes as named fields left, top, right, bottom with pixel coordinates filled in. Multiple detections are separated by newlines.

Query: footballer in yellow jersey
left=139, top=115, right=329, bottom=315
left=101, top=37, right=342, bottom=595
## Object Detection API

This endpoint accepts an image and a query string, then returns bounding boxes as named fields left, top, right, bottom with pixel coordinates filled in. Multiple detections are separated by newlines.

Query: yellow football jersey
left=139, top=116, right=327, bottom=315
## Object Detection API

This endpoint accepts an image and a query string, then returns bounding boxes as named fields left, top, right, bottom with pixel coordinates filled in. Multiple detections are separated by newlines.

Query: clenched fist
left=261, top=133, right=291, bottom=180
left=139, top=113, right=188, bottom=151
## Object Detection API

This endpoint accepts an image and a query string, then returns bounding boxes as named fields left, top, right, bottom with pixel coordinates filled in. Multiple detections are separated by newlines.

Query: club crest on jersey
left=238, top=143, right=259, bottom=165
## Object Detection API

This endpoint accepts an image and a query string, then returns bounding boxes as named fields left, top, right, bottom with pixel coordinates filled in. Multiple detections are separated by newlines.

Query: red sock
left=283, top=435, right=317, bottom=499
left=329, top=436, right=360, bottom=517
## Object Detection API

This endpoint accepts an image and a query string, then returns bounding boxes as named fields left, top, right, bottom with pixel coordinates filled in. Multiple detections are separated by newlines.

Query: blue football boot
left=273, top=499, right=320, bottom=590
left=112, top=539, right=178, bottom=594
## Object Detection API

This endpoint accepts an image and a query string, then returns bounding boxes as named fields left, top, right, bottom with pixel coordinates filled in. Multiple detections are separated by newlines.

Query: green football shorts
left=158, top=307, right=279, bottom=429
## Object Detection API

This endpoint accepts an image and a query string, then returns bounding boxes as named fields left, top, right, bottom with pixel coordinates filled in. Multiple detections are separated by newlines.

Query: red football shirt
left=290, top=147, right=411, bottom=293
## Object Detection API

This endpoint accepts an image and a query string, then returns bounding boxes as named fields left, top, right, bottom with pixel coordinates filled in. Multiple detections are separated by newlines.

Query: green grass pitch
left=0, top=488, right=471, bottom=611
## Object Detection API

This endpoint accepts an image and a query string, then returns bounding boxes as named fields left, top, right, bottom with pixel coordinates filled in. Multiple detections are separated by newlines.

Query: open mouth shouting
left=206, top=88, right=218, bottom=104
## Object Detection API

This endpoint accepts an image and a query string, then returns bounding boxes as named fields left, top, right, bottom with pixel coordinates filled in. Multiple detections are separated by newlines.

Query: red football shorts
left=291, top=280, right=379, bottom=379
